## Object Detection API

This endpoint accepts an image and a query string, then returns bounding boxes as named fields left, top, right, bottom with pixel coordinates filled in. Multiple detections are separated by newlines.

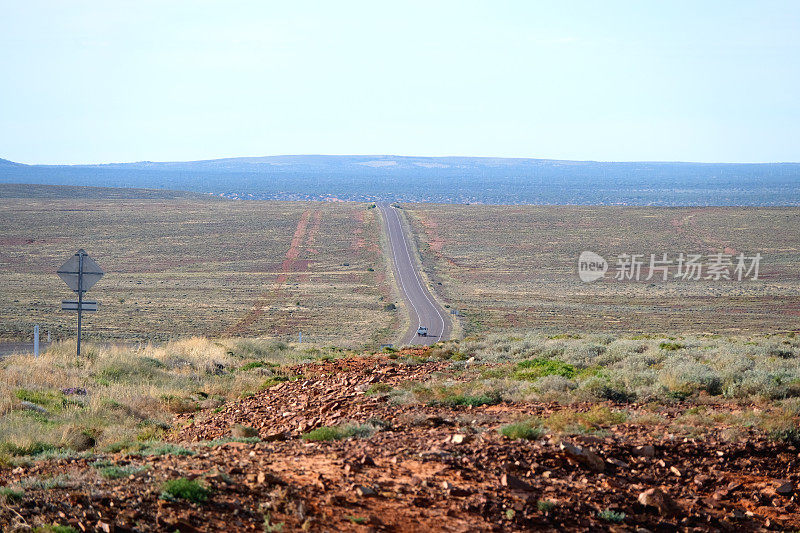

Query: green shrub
left=0, top=441, right=57, bottom=457
left=94, top=357, right=165, bottom=383
left=301, top=422, right=380, bottom=441
left=33, top=526, right=79, bottom=533
left=660, top=358, right=722, bottom=396
left=102, top=441, right=193, bottom=456
left=14, top=389, right=68, bottom=412
left=659, top=342, right=685, bottom=351
left=20, top=475, right=69, bottom=491
left=239, top=361, right=276, bottom=371
left=259, top=376, right=291, bottom=390
left=160, top=478, right=211, bottom=503
left=94, top=463, right=147, bottom=479
left=514, top=358, right=576, bottom=381
left=301, top=426, right=348, bottom=441
left=0, top=487, right=23, bottom=501
left=537, top=499, right=556, bottom=512
left=365, top=383, right=393, bottom=395
left=598, top=509, right=626, bottom=522
left=499, top=420, right=542, bottom=441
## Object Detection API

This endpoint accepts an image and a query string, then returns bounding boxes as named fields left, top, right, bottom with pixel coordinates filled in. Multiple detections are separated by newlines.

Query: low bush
left=545, top=406, right=627, bottom=435
left=160, top=478, right=211, bottom=503
left=659, top=342, right=685, bottom=351
left=514, top=358, right=576, bottom=381
left=434, top=393, right=501, bottom=408
left=598, top=509, right=626, bottom=522
left=95, top=463, right=147, bottom=479
left=499, top=420, right=542, bottom=440
left=301, top=421, right=382, bottom=441
left=0, top=487, right=24, bottom=501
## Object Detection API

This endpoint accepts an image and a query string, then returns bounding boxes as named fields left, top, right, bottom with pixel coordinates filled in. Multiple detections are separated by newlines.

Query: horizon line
left=3, top=154, right=800, bottom=166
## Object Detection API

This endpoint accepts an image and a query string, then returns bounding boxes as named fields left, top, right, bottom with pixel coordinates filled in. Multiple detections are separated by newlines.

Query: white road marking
left=382, top=203, right=447, bottom=344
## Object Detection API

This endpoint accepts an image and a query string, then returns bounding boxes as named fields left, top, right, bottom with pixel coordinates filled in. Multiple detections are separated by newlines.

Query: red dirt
left=670, top=209, right=741, bottom=256
left=224, top=210, right=315, bottom=336
left=4, top=350, right=800, bottom=531
left=418, top=213, right=445, bottom=254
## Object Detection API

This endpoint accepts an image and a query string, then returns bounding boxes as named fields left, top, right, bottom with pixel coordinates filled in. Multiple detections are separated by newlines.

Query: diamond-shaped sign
left=57, top=249, right=104, bottom=293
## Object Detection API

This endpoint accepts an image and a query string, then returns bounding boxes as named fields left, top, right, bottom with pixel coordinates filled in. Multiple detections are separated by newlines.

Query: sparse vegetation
left=406, top=333, right=800, bottom=406
left=0, top=487, right=24, bottom=501
left=514, top=358, right=576, bottom=380
left=301, top=422, right=382, bottom=442
left=95, top=463, right=148, bottom=479
left=0, top=198, right=395, bottom=346
left=435, top=393, right=501, bottom=408
left=598, top=509, right=626, bottom=522
left=365, top=383, right=393, bottom=395
left=0, top=338, right=336, bottom=457
left=544, top=406, right=627, bottom=435
left=499, top=420, right=542, bottom=440
left=33, top=526, right=79, bottom=533
left=404, top=205, right=800, bottom=335
left=537, top=499, right=556, bottom=512
left=659, top=341, right=685, bottom=351
left=160, top=478, right=211, bottom=503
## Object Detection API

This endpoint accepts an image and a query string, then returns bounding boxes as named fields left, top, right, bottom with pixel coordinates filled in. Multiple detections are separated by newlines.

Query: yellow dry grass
left=0, top=337, right=339, bottom=456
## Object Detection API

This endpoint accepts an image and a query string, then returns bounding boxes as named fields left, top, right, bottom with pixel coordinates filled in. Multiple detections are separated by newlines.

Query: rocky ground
left=2, top=348, right=799, bottom=532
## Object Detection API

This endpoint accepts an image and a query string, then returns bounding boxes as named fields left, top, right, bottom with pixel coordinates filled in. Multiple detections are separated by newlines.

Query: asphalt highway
left=378, top=203, right=451, bottom=346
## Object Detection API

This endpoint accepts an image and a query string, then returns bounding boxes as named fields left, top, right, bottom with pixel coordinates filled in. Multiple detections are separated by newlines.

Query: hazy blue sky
left=2, top=1, right=799, bottom=164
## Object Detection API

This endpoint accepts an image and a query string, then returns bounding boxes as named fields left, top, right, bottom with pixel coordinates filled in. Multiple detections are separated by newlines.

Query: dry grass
left=395, top=332, right=800, bottom=441
left=0, top=337, right=341, bottom=458
left=0, top=199, right=398, bottom=347
left=402, top=205, right=800, bottom=335
left=398, top=332, right=800, bottom=406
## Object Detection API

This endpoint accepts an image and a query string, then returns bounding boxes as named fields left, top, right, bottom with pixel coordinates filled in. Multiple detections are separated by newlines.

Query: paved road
left=379, top=203, right=451, bottom=346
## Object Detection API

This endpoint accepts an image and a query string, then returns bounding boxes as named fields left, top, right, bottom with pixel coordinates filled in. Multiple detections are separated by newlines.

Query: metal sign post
left=57, top=249, right=104, bottom=356
left=77, top=251, right=83, bottom=356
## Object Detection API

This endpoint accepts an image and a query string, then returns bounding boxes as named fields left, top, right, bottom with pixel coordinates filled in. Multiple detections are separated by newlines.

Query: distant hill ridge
left=0, top=183, right=217, bottom=200
left=1, top=155, right=799, bottom=205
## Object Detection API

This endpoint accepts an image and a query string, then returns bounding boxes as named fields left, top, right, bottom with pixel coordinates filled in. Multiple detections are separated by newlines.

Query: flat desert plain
left=403, top=205, right=800, bottom=335
left=0, top=196, right=398, bottom=347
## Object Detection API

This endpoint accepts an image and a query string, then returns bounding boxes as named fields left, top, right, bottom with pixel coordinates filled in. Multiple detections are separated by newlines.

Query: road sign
left=62, top=300, right=100, bottom=312
left=57, top=249, right=104, bottom=293
left=57, top=249, right=104, bottom=356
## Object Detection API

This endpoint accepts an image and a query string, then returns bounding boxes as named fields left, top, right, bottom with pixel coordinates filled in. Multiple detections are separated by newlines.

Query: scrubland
left=0, top=337, right=344, bottom=459
left=3, top=332, right=798, bottom=462
left=0, top=198, right=397, bottom=346
left=3, top=333, right=800, bottom=531
left=403, top=205, right=800, bottom=335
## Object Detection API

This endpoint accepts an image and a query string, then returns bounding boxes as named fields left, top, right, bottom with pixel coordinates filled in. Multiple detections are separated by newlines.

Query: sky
left=1, top=1, right=799, bottom=164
